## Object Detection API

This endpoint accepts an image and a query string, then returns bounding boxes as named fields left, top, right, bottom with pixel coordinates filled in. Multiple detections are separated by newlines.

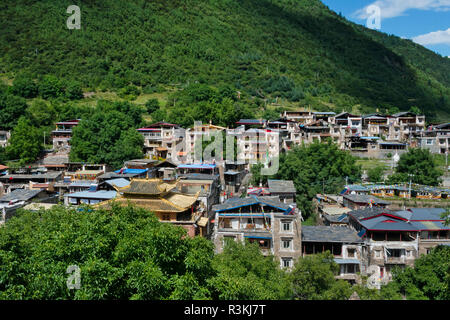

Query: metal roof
left=359, top=215, right=417, bottom=231
left=105, top=178, right=130, bottom=189
left=212, top=196, right=291, bottom=213
left=334, top=258, right=360, bottom=264
left=65, top=190, right=117, bottom=200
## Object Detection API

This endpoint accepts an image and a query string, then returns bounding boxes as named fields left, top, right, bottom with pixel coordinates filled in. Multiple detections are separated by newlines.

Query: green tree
left=0, top=204, right=215, bottom=300
left=11, top=74, right=38, bottom=98
left=65, top=81, right=84, bottom=100
left=367, top=165, right=385, bottom=183
left=145, top=98, right=160, bottom=114
left=290, top=252, right=352, bottom=300
left=5, top=117, right=42, bottom=165
left=0, top=93, right=28, bottom=130
left=274, top=140, right=361, bottom=218
left=208, top=240, right=291, bottom=300
left=250, top=163, right=268, bottom=186
left=70, top=101, right=144, bottom=168
left=26, top=99, right=56, bottom=127
left=388, top=148, right=443, bottom=186
left=38, top=75, right=64, bottom=99
left=378, top=246, right=450, bottom=300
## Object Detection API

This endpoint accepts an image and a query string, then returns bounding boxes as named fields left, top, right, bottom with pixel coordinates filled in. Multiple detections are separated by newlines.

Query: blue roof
left=105, top=178, right=130, bottom=188
left=114, top=168, right=147, bottom=174
left=360, top=215, right=417, bottom=231
left=313, top=112, right=336, bottom=115
left=177, top=164, right=217, bottom=169
left=334, top=258, right=360, bottom=264
left=66, top=190, right=117, bottom=200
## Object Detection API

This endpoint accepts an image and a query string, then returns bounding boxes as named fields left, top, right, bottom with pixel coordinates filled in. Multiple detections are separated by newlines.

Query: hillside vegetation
left=0, top=0, right=449, bottom=121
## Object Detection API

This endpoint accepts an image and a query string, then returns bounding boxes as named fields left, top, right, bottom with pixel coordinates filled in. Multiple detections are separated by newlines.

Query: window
left=426, top=139, right=433, bottom=145
left=347, top=248, right=356, bottom=258
left=406, top=250, right=411, bottom=257
left=386, top=249, right=404, bottom=258
left=375, top=250, right=381, bottom=258
left=281, top=220, right=292, bottom=232
left=347, top=264, right=356, bottom=274
left=281, top=258, right=293, bottom=269
left=281, top=239, right=292, bottom=251
left=162, top=214, right=170, bottom=221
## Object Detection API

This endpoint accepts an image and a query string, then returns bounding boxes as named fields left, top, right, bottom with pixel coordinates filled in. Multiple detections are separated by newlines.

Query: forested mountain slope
left=1, top=0, right=449, bottom=120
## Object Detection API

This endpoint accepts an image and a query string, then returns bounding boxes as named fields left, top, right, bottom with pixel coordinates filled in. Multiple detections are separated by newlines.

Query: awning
left=334, top=258, right=360, bottom=264
left=156, top=147, right=167, bottom=151
left=244, top=235, right=272, bottom=240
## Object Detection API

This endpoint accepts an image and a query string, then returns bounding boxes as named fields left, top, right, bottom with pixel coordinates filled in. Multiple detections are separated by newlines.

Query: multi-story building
left=96, top=178, right=207, bottom=237
left=212, top=196, right=301, bottom=269
left=281, top=110, right=313, bottom=124
left=184, top=123, right=227, bottom=164
left=51, top=120, right=80, bottom=152
left=301, top=226, right=365, bottom=284
left=231, top=126, right=281, bottom=170
left=348, top=209, right=419, bottom=288
left=416, top=123, right=450, bottom=154
left=0, top=130, right=11, bottom=148
left=137, top=122, right=185, bottom=160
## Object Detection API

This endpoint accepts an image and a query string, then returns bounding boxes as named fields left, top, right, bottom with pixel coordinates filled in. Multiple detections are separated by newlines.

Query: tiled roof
left=343, top=194, right=390, bottom=205
left=0, top=189, right=43, bottom=202
left=268, top=179, right=296, bottom=193
left=302, top=226, right=363, bottom=243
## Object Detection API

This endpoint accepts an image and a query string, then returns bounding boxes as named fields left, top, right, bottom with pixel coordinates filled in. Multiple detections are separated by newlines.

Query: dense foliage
left=69, top=101, right=145, bottom=169
left=0, top=0, right=449, bottom=120
left=155, top=83, right=254, bottom=128
left=0, top=205, right=289, bottom=300
left=273, top=140, right=361, bottom=218
left=5, top=117, right=43, bottom=166
left=382, top=246, right=450, bottom=300
left=387, top=148, right=443, bottom=186
left=290, top=252, right=352, bottom=300
left=0, top=204, right=447, bottom=300
left=0, top=205, right=214, bottom=299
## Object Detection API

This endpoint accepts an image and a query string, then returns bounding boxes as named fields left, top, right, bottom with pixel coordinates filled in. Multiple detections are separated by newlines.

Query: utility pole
left=408, top=174, right=413, bottom=199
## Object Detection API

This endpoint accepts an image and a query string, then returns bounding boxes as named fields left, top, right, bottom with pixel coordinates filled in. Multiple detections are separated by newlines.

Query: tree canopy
left=388, top=148, right=443, bottom=186
left=69, top=101, right=145, bottom=169
left=273, top=140, right=361, bottom=218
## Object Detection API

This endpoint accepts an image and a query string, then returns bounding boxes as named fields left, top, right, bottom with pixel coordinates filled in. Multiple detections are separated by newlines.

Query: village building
left=343, top=194, right=390, bottom=210
left=96, top=178, right=206, bottom=237
left=347, top=209, right=419, bottom=288
left=137, top=122, right=185, bottom=160
left=0, top=171, right=62, bottom=193
left=51, top=120, right=80, bottom=152
left=0, top=189, right=55, bottom=224
left=64, top=190, right=117, bottom=206
left=301, top=226, right=364, bottom=284
left=176, top=173, right=221, bottom=213
left=0, top=130, right=11, bottom=148
left=394, top=208, right=450, bottom=256
left=211, top=196, right=301, bottom=269
left=416, top=122, right=450, bottom=154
